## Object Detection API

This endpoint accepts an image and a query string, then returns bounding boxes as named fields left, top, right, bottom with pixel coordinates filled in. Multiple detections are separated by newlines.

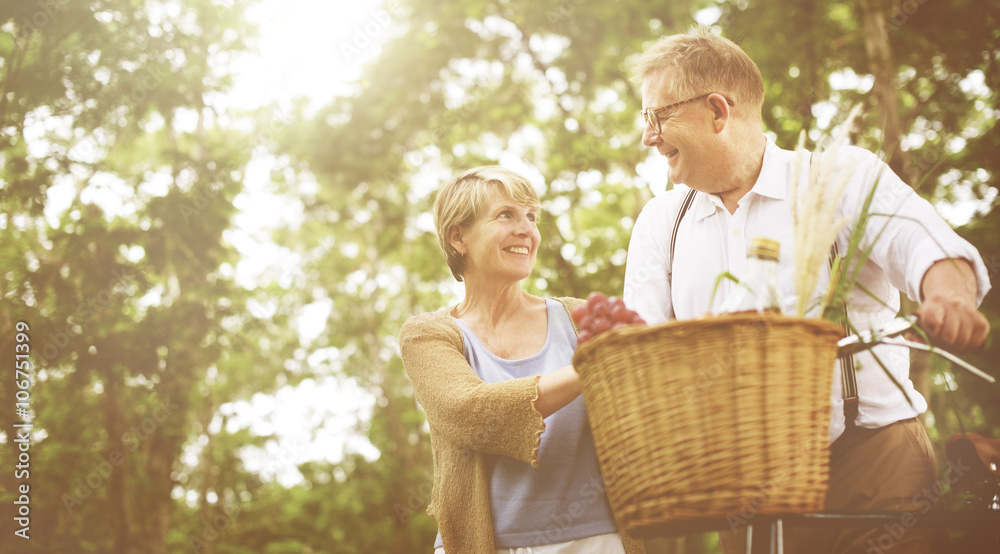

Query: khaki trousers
left=719, top=418, right=949, bottom=554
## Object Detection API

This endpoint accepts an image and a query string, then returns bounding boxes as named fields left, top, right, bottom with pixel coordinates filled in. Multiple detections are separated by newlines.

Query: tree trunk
left=801, top=0, right=819, bottom=134
left=196, top=396, right=218, bottom=554
left=858, top=0, right=913, bottom=184
left=144, top=346, right=192, bottom=554
left=857, top=0, right=930, bottom=401
left=99, top=365, right=135, bottom=553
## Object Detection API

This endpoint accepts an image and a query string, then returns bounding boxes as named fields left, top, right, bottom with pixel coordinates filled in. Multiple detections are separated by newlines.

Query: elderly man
left=623, top=28, right=990, bottom=554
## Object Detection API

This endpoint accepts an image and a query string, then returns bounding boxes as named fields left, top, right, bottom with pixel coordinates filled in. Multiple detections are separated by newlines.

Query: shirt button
left=731, top=228, right=740, bottom=236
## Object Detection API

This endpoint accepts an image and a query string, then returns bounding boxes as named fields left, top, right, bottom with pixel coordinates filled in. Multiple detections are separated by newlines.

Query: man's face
left=640, top=68, right=723, bottom=190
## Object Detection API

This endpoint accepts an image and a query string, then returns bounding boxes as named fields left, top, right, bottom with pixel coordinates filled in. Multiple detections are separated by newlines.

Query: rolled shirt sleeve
left=834, top=146, right=990, bottom=307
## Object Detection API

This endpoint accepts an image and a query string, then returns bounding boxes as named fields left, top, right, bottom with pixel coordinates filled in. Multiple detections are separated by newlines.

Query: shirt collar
left=692, top=189, right=720, bottom=221
left=751, top=136, right=787, bottom=201
left=690, top=135, right=784, bottom=221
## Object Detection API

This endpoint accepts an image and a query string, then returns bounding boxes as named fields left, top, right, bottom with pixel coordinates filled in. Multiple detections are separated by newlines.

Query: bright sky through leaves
left=219, top=0, right=400, bottom=485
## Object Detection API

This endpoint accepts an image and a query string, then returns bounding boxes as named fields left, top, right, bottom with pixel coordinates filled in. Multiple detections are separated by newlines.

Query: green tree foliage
left=0, top=1, right=300, bottom=552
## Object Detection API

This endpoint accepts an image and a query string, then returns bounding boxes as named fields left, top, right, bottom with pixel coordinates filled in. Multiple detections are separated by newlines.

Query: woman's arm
left=400, top=313, right=547, bottom=466
left=534, top=365, right=582, bottom=418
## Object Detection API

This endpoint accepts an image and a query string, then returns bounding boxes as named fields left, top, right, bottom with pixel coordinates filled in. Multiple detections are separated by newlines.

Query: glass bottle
left=714, top=237, right=784, bottom=315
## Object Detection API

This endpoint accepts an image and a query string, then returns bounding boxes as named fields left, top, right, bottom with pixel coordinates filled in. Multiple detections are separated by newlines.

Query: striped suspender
left=811, top=152, right=859, bottom=429
left=667, top=189, right=698, bottom=320
left=667, top=166, right=859, bottom=429
left=830, top=241, right=860, bottom=429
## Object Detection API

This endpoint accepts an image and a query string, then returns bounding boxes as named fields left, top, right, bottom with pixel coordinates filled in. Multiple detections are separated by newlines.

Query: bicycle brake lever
left=836, top=315, right=917, bottom=357
left=878, top=336, right=995, bottom=384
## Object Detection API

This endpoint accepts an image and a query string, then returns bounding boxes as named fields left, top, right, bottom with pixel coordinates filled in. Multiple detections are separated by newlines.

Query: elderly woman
left=399, top=167, right=644, bottom=554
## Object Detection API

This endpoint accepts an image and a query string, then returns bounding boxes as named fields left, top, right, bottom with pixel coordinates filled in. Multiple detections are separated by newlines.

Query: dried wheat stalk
left=790, top=104, right=862, bottom=317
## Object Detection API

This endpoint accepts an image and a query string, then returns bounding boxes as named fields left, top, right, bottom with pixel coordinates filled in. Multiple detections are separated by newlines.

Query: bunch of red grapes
left=572, top=292, right=646, bottom=346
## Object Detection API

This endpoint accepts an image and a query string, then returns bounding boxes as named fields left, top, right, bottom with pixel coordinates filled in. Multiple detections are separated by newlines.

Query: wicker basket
left=572, top=313, right=843, bottom=537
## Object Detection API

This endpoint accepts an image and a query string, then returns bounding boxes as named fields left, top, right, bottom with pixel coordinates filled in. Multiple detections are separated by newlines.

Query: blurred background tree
left=0, top=0, right=997, bottom=552
left=0, top=0, right=304, bottom=552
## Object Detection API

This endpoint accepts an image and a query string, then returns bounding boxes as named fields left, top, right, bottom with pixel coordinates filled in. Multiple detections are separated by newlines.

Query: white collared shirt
left=624, top=137, right=991, bottom=441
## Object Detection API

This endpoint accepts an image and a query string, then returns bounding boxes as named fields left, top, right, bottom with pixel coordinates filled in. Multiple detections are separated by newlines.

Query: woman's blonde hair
left=630, top=27, right=764, bottom=120
left=433, top=166, right=540, bottom=282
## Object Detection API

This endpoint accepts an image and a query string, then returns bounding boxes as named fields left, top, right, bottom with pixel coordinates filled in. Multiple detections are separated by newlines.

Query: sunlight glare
left=228, top=0, right=400, bottom=110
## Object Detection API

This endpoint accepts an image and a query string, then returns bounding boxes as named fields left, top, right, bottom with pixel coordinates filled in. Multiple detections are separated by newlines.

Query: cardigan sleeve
left=399, top=311, right=547, bottom=466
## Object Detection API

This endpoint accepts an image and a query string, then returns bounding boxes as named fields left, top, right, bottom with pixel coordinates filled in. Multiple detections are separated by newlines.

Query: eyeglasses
left=641, top=93, right=736, bottom=135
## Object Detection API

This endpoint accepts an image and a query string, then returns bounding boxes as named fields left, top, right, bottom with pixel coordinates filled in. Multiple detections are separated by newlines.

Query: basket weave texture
left=572, top=313, right=843, bottom=536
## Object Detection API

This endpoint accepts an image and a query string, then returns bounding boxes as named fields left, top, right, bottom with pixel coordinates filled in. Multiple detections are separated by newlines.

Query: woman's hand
left=574, top=293, right=646, bottom=346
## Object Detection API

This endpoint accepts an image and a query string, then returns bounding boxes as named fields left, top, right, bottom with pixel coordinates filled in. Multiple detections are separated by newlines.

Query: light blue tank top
left=435, top=298, right=618, bottom=549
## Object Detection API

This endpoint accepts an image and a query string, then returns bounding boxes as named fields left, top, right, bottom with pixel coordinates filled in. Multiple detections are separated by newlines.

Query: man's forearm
left=919, top=258, right=978, bottom=304
left=917, top=258, right=989, bottom=352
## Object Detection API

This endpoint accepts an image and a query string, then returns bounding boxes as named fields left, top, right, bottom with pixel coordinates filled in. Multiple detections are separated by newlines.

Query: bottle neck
left=726, top=255, right=782, bottom=314
left=744, top=255, right=778, bottom=280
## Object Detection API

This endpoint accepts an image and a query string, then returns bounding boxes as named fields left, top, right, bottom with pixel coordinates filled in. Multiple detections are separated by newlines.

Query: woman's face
left=454, top=189, right=540, bottom=284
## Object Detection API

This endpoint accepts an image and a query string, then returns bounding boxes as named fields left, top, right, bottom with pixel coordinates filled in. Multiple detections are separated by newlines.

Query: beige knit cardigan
left=399, top=296, right=645, bottom=554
